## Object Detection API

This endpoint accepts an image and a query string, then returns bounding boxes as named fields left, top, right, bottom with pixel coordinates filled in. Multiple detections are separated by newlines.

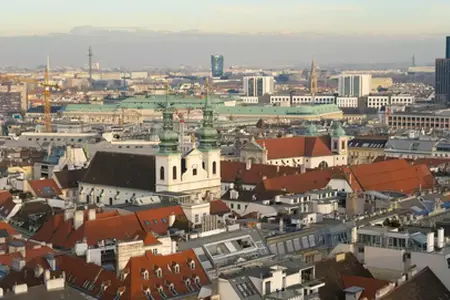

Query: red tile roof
left=27, top=179, right=62, bottom=198
left=262, top=159, right=436, bottom=195
left=0, top=191, right=12, bottom=206
left=0, top=197, right=19, bottom=219
left=341, top=274, right=392, bottom=300
left=33, top=207, right=171, bottom=249
left=221, top=161, right=299, bottom=184
left=256, top=136, right=333, bottom=160
left=135, top=205, right=186, bottom=235
left=210, top=200, right=230, bottom=215
left=0, top=221, right=17, bottom=235
left=104, top=249, right=210, bottom=300
left=0, top=245, right=55, bottom=267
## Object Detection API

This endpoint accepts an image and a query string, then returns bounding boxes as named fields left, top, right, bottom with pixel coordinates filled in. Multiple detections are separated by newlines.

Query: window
left=193, top=168, right=197, bottom=176
left=156, top=268, right=162, bottom=278
left=237, top=204, right=241, bottom=210
left=172, top=166, right=177, bottom=180
left=160, top=166, right=165, bottom=180
left=342, top=141, right=346, bottom=150
left=212, top=161, right=217, bottom=175
left=194, top=214, right=199, bottom=223
left=153, top=249, right=158, bottom=255
left=153, top=219, right=159, bottom=224
left=162, top=218, right=167, bottom=223
left=173, top=264, right=180, bottom=273
left=202, top=162, right=205, bottom=169
left=189, top=260, right=195, bottom=270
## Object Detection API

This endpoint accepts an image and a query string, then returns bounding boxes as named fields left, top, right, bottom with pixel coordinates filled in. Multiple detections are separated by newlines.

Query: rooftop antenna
left=88, top=46, right=93, bottom=88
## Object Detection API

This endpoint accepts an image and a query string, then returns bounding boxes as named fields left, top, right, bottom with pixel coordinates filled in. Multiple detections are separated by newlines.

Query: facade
left=0, top=92, right=22, bottom=114
left=387, top=111, right=450, bottom=130
left=240, top=123, right=349, bottom=169
left=436, top=58, right=450, bottom=103
left=338, top=74, right=372, bottom=97
left=269, top=94, right=336, bottom=105
left=336, top=96, right=359, bottom=108
left=348, top=136, right=389, bottom=165
left=211, top=55, right=224, bottom=78
left=243, top=76, right=275, bottom=97
left=367, top=94, right=415, bottom=109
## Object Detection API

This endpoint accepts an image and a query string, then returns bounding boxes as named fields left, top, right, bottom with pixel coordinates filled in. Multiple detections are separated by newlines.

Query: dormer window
left=156, top=268, right=162, bottom=278
left=141, top=269, right=149, bottom=280
left=188, top=260, right=195, bottom=270
left=169, top=283, right=178, bottom=296
left=157, top=286, right=167, bottom=298
left=173, top=264, right=180, bottom=274
left=185, top=279, right=195, bottom=292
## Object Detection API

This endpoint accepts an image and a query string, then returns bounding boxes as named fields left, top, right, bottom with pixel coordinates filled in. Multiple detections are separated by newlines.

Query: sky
left=1, top=0, right=449, bottom=36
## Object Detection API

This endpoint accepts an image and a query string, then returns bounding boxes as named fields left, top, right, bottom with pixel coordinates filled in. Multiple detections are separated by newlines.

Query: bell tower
left=196, top=79, right=221, bottom=198
left=155, top=83, right=182, bottom=192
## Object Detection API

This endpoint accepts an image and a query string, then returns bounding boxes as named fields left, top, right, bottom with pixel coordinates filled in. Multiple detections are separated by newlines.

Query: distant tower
left=412, top=55, right=416, bottom=67
left=88, top=46, right=93, bottom=87
left=309, top=59, right=318, bottom=101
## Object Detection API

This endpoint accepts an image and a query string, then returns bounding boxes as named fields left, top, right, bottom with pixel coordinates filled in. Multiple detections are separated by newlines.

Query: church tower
left=196, top=79, right=221, bottom=198
left=331, top=122, right=349, bottom=165
left=155, top=84, right=182, bottom=192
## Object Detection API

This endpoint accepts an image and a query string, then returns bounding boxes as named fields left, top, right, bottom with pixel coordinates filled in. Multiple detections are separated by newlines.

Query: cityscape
left=0, top=1, right=450, bottom=300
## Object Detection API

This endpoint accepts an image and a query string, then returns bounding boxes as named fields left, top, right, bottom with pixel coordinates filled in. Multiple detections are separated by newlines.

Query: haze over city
left=0, top=0, right=449, bottom=68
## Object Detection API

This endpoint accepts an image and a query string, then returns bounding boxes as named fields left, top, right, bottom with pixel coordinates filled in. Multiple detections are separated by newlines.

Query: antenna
left=88, top=46, right=93, bottom=88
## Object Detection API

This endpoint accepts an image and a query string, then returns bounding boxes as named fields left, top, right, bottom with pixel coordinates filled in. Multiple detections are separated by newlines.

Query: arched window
left=173, top=166, right=177, bottom=180
left=160, top=166, right=165, bottom=181
left=212, top=161, right=217, bottom=175
left=318, top=161, right=328, bottom=169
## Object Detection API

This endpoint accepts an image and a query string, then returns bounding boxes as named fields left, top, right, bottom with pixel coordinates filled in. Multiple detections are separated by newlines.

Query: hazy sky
left=1, top=0, right=449, bottom=36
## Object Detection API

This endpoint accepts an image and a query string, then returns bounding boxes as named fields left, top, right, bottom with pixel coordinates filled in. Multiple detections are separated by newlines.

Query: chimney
left=246, top=159, right=252, bottom=170
left=301, top=164, right=306, bottom=174
left=168, top=213, right=176, bottom=227
left=35, top=265, right=44, bottom=278
left=46, top=255, right=56, bottom=271
left=13, top=284, right=27, bottom=295
left=279, top=218, right=284, bottom=233
left=276, top=165, right=280, bottom=173
left=351, top=226, right=358, bottom=243
left=12, top=257, right=25, bottom=271
left=44, top=270, right=50, bottom=282
left=437, top=228, right=445, bottom=248
left=63, top=209, right=74, bottom=221
left=88, top=209, right=96, bottom=221
left=427, top=232, right=435, bottom=252
left=349, top=173, right=352, bottom=185
left=73, top=210, right=84, bottom=230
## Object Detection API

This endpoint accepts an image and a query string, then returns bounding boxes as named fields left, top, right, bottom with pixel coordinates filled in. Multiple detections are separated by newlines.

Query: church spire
left=309, top=58, right=318, bottom=96
left=158, top=83, right=179, bottom=154
left=197, top=78, right=219, bottom=151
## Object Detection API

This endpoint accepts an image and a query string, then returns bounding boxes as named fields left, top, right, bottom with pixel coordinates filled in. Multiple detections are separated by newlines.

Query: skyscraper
left=446, top=36, right=450, bottom=59
left=338, top=74, right=371, bottom=97
left=211, top=55, right=224, bottom=78
left=243, top=76, right=275, bottom=97
left=436, top=37, right=450, bottom=103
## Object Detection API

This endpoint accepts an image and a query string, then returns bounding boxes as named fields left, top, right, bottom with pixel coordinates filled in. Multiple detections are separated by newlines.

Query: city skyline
left=1, top=0, right=450, bottom=36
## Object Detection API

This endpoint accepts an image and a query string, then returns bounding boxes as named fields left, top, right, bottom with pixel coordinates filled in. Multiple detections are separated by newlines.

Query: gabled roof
left=103, top=249, right=210, bottom=300
left=53, top=168, right=87, bottom=189
left=135, top=205, right=186, bottom=235
left=255, top=136, right=333, bottom=160
left=262, top=159, right=436, bottom=195
left=81, top=152, right=156, bottom=191
left=316, top=253, right=374, bottom=300
left=210, top=200, right=230, bottom=216
left=27, top=179, right=62, bottom=198
left=221, top=161, right=299, bottom=184
left=342, top=274, right=391, bottom=300
left=381, top=267, right=450, bottom=300
left=0, top=191, right=12, bottom=206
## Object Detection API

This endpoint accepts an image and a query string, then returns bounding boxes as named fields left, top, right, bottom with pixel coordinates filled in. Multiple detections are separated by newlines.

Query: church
left=240, top=123, right=349, bottom=169
left=78, top=91, right=222, bottom=207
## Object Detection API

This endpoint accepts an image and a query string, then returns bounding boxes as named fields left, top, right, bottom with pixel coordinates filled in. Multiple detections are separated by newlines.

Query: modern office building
left=211, top=55, right=224, bottom=78
left=446, top=36, right=450, bottom=59
left=436, top=37, right=450, bottom=103
left=243, top=76, right=275, bottom=96
left=338, top=74, right=372, bottom=97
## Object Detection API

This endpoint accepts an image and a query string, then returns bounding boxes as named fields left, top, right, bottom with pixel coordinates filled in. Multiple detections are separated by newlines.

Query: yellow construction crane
left=0, top=69, right=58, bottom=132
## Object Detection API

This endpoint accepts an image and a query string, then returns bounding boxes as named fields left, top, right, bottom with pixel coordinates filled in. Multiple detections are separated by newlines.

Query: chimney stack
left=279, top=218, right=284, bottom=233
left=427, top=232, right=435, bottom=252
left=73, top=210, right=84, bottom=230
left=437, top=228, right=445, bottom=248
left=246, top=159, right=252, bottom=170
left=88, top=209, right=96, bottom=221
left=168, top=213, right=176, bottom=227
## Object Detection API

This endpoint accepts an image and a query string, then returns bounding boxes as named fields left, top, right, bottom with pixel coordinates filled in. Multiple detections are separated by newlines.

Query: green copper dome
left=304, top=123, right=318, bottom=136
left=197, top=83, right=219, bottom=151
left=158, top=94, right=180, bottom=154
left=332, top=122, right=347, bottom=137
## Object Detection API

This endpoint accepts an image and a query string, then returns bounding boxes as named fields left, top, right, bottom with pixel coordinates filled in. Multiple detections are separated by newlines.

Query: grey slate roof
left=381, top=267, right=450, bottom=300
left=81, top=151, right=156, bottom=191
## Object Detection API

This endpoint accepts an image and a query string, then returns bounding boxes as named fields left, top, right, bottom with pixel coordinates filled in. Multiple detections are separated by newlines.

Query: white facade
left=338, top=74, right=372, bottom=97
left=336, top=96, right=359, bottom=108
left=243, top=76, right=275, bottom=96
left=270, top=95, right=335, bottom=105
left=367, top=95, right=415, bottom=109
left=240, top=96, right=259, bottom=104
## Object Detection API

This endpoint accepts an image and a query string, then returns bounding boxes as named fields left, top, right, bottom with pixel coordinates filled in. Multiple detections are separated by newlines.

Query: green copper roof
left=157, top=93, right=179, bottom=154
left=332, top=122, right=347, bottom=137
left=304, top=123, right=318, bottom=136
left=197, top=87, right=219, bottom=151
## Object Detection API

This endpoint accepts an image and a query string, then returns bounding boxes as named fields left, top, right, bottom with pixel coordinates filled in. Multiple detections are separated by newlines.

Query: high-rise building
left=211, top=55, right=224, bottom=78
left=446, top=36, right=450, bottom=59
left=436, top=37, right=450, bottom=103
left=243, top=76, right=275, bottom=97
left=436, top=59, right=450, bottom=103
left=338, top=74, right=372, bottom=97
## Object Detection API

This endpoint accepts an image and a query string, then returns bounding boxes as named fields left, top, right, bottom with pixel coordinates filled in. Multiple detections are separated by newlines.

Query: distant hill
left=0, top=27, right=444, bottom=69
